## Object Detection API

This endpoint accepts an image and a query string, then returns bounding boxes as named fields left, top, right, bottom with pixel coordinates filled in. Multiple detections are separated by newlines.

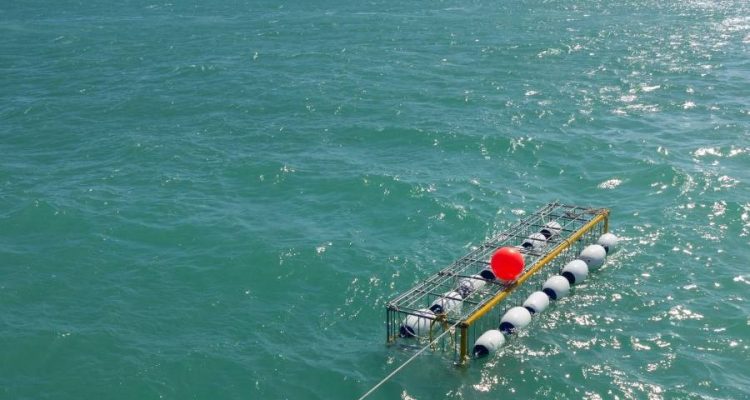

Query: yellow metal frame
left=456, top=210, right=609, bottom=363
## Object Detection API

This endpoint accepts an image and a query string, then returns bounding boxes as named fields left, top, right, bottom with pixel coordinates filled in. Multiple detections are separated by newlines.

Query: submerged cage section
left=385, top=202, right=609, bottom=364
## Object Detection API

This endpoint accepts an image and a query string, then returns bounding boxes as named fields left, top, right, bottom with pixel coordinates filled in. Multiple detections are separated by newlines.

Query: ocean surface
left=1, top=0, right=749, bottom=398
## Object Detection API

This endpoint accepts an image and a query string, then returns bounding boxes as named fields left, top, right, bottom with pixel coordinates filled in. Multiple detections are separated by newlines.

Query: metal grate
left=385, top=202, right=609, bottom=364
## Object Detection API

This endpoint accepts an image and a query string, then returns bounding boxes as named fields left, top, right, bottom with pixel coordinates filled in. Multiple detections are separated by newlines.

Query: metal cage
left=385, top=202, right=609, bottom=364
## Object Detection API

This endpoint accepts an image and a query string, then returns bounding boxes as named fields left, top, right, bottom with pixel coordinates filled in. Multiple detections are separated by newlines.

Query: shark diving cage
left=385, top=202, right=609, bottom=365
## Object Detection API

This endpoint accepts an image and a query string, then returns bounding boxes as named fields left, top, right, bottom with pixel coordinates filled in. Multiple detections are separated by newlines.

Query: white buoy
left=429, top=291, right=463, bottom=315
left=540, top=221, right=562, bottom=239
left=479, top=269, right=496, bottom=280
left=472, top=329, right=506, bottom=358
left=499, top=306, right=532, bottom=334
left=400, top=308, right=435, bottom=338
left=579, top=244, right=607, bottom=269
left=561, top=259, right=589, bottom=285
left=597, top=233, right=619, bottom=254
left=522, top=291, right=550, bottom=314
left=542, top=275, right=571, bottom=300
left=458, top=274, right=486, bottom=298
left=521, top=232, right=547, bottom=251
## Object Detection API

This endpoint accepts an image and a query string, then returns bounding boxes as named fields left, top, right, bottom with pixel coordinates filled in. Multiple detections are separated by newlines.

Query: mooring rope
left=357, top=319, right=463, bottom=400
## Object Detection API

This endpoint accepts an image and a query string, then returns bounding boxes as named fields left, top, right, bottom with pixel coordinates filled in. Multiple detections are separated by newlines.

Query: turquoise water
left=2, top=0, right=749, bottom=398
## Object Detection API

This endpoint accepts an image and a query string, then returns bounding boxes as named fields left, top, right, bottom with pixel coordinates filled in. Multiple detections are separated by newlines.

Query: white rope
left=357, top=320, right=463, bottom=400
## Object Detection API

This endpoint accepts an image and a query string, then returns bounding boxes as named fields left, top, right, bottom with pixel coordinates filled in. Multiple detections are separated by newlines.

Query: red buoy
left=490, top=247, right=525, bottom=282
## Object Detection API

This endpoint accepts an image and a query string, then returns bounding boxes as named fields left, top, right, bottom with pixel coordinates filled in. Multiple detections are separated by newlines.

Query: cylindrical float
left=521, top=232, right=547, bottom=251
left=472, top=329, right=506, bottom=358
left=597, top=233, right=619, bottom=254
left=400, top=308, right=435, bottom=338
left=429, top=291, right=463, bottom=315
left=542, top=275, right=571, bottom=300
left=479, top=269, right=496, bottom=280
left=458, top=274, right=487, bottom=298
left=561, top=259, right=589, bottom=285
left=499, top=306, right=532, bottom=334
left=579, top=244, right=607, bottom=269
left=540, top=221, right=562, bottom=239
left=522, top=291, right=550, bottom=314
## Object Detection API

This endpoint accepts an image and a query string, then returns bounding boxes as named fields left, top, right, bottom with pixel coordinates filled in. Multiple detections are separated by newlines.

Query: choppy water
left=1, top=0, right=749, bottom=399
